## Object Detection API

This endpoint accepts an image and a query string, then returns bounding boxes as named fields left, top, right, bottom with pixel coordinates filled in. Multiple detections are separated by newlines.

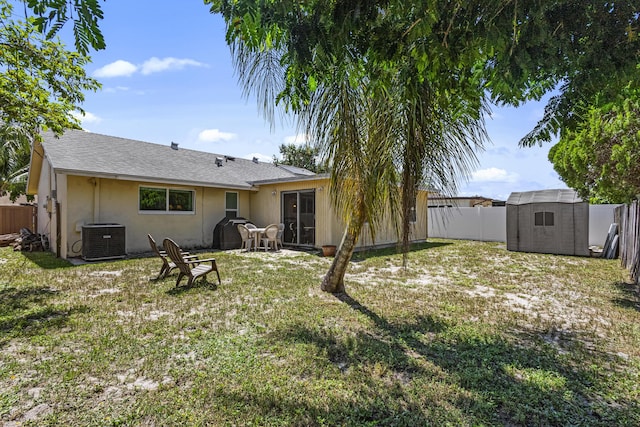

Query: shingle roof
left=41, top=130, right=313, bottom=189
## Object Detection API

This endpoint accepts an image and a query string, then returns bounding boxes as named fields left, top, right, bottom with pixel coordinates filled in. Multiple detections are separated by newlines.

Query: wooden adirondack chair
left=163, top=238, right=221, bottom=287
left=148, top=234, right=197, bottom=280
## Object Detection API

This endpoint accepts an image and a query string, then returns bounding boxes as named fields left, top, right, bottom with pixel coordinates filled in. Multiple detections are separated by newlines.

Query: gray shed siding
left=506, top=190, right=589, bottom=256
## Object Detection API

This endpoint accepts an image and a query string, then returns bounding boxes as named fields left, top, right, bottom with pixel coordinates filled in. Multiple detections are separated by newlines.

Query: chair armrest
left=184, top=257, right=216, bottom=266
left=195, top=257, right=216, bottom=263
left=194, top=257, right=217, bottom=267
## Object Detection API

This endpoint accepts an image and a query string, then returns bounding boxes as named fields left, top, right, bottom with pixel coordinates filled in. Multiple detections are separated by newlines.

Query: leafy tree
left=208, top=0, right=639, bottom=293
left=549, top=92, right=640, bottom=204
left=0, top=126, right=32, bottom=201
left=24, top=0, right=106, bottom=55
left=274, top=143, right=326, bottom=173
left=0, top=0, right=102, bottom=198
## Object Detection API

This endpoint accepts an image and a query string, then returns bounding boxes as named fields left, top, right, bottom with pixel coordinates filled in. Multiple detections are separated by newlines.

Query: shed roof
left=33, top=130, right=313, bottom=190
left=506, top=189, right=584, bottom=205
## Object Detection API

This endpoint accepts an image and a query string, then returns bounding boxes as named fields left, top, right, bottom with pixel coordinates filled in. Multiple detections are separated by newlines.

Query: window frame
left=139, top=186, right=196, bottom=214
left=225, top=191, right=239, bottom=218
left=534, top=211, right=555, bottom=227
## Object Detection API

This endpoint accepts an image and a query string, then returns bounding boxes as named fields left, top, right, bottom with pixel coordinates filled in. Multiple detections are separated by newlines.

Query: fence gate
left=0, top=205, right=37, bottom=235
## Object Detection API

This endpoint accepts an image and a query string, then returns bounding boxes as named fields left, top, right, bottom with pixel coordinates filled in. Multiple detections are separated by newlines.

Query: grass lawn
left=1, top=239, right=639, bottom=426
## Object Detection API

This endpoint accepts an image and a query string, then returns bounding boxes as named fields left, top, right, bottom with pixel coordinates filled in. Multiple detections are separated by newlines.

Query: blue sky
left=62, top=0, right=567, bottom=201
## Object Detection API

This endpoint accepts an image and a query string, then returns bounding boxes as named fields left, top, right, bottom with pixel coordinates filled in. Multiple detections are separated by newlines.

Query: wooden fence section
left=615, top=201, right=640, bottom=285
left=0, top=205, right=37, bottom=235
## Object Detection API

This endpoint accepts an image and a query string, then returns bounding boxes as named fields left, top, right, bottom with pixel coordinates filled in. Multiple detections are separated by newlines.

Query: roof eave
left=26, top=141, right=45, bottom=195
left=52, top=168, right=254, bottom=191
left=249, top=173, right=328, bottom=186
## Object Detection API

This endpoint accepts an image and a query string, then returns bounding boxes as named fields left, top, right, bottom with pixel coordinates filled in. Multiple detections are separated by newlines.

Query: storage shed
left=506, top=189, right=589, bottom=256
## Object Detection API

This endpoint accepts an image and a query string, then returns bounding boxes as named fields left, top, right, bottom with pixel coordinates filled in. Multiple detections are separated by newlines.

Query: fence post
left=616, top=201, right=640, bottom=285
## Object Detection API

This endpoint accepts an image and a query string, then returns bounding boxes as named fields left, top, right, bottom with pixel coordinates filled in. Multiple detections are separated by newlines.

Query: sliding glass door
left=282, top=190, right=315, bottom=246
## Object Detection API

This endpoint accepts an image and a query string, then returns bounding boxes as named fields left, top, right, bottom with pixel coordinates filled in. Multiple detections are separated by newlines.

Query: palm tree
left=304, top=68, right=402, bottom=293
left=310, top=62, right=488, bottom=291
left=0, top=125, right=32, bottom=201
left=215, top=1, right=489, bottom=293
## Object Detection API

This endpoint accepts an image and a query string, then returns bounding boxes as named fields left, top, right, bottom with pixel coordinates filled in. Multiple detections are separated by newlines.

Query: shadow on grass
left=612, top=281, right=640, bottom=312
left=165, top=279, right=219, bottom=296
left=350, top=241, right=453, bottom=262
left=247, top=292, right=639, bottom=426
left=21, top=250, right=73, bottom=269
left=0, top=286, right=88, bottom=348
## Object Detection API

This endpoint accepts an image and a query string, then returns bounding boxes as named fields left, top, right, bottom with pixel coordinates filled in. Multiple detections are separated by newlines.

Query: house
left=506, top=189, right=590, bottom=256
left=27, top=130, right=429, bottom=259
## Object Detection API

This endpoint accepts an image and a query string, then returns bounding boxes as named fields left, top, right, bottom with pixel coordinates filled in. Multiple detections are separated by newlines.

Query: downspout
left=52, top=172, right=60, bottom=257
left=92, top=178, right=100, bottom=223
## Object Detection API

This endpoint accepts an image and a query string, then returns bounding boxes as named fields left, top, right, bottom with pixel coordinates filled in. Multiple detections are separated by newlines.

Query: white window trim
left=225, top=191, right=239, bottom=218
left=138, top=185, right=196, bottom=215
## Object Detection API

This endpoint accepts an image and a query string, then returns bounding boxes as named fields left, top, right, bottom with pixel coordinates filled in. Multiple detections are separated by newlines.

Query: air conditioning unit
left=82, top=223, right=126, bottom=261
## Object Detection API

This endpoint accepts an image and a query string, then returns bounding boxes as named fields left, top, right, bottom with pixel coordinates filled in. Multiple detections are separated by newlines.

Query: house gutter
left=249, top=173, right=330, bottom=186
left=50, top=169, right=255, bottom=191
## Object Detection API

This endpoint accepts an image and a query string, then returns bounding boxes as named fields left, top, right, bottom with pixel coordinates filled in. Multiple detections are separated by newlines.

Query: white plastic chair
left=237, top=224, right=254, bottom=251
left=261, top=224, right=280, bottom=251
left=276, top=223, right=285, bottom=249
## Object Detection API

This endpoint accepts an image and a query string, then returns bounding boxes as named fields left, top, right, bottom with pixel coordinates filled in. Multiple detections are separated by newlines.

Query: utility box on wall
left=82, top=223, right=126, bottom=261
left=506, top=189, right=589, bottom=256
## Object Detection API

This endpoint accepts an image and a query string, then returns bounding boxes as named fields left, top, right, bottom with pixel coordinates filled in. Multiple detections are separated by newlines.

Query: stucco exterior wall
left=249, top=178, right=338, bottom=247
left=60, top=176, right=251, bottom=257
left=36, top=163, right=428, bottom=259
left=251, top=178, right=429, bottom=249
left=356, top=190, right=429, bottom=249
left=35, top=159, right=55, bottom=254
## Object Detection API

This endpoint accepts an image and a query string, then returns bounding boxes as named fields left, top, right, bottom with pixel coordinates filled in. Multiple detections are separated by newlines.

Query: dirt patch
left=89, top=270, right=123, bottom=277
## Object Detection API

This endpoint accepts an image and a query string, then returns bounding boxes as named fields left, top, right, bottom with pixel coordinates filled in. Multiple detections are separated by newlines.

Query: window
left=534, top=211, right=554, bottom=226
left=139, top=186, right=194, bottom=213
left=225, top=192, right=238, bottom=218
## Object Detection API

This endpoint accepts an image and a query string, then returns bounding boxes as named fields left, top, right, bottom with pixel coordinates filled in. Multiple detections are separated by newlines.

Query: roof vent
left=215, top=157, right=224, bottom=167
left=252, top=157, right=259, bottom=163
left=170, top=141, right=178, bottom=150
left=225, top=156, right=235, bottom=161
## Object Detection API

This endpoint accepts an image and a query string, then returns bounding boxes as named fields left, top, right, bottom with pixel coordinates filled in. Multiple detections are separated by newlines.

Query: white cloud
left=103, top=86, right=130, bottom=93
left=93, top=60, right=138, bottom=78
left=71, top=111, right=102, bottom=124
left=283, top=133, right=309, bottom=145
left=93, top=57, right=205, bottom=78
left=471, top=167, right=519, bottom=183
left=245, top=153, right=273, bottom=163
left=140, top=57, right=206, bottom=75
left=197, top=129, right=236, bottom=142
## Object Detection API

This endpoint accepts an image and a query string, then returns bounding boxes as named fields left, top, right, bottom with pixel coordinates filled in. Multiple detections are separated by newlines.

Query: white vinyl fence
left=428, top=204, right=620, bottom=247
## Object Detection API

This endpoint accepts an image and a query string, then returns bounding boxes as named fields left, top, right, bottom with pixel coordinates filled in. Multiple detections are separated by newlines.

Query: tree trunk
left=321, top=225, right=359, bottom=293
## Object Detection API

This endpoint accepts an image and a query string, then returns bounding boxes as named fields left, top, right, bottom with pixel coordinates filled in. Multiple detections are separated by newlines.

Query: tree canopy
left=549, top=91, right=640, bottom=204
left=274, top=143, right=327, bottom=173
left=24, top=0, right=106, bottom=55
left=0, top=0, right=103, bottom=198
left=210, top=0, right=639, bottom=145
